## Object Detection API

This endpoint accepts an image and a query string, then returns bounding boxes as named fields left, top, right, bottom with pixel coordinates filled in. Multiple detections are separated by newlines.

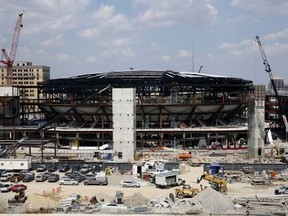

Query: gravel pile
left=125, top=192, right=149, bottom=207
left=192, top=187, right=235, bottom=213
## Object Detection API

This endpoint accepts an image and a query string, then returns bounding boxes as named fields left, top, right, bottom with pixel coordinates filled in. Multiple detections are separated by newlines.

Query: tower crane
left=0, top=12, right=24, bottom=87
left=255, top=35, right=288, bottom=133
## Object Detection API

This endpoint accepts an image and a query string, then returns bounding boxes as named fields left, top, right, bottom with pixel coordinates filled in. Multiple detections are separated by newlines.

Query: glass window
left=118, top=152, right=122, bottom=159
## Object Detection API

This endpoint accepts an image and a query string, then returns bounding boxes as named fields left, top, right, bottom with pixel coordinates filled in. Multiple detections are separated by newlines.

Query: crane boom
left=0, top=12, right=24, bottom=87
left=255, top=36, right=288, bottom=133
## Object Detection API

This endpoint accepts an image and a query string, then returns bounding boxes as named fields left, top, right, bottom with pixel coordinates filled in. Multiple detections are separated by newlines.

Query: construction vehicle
left=197, top=173, right=228, bottom=194
left=115, top=191, right=124, bottom=204
left=8, top=186, right=27, bottom=205
left=1, top=12, right=24, bottom=87
left=176, top=152, right=192, bottom=160
left=256, top=36, right=288, bottom=134
left=175, top=184, right=200, bottom=199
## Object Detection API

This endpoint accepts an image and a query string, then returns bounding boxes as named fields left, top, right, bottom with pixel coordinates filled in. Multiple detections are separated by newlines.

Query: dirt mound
left=94, top=192, right=114, bottom=203
left=192, top=187, right=235, bottom=213
left=125, top=192, right=149, bottom=207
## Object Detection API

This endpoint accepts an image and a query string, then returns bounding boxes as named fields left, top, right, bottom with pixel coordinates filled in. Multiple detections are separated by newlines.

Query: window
left=118, top=152, right=122, bottom=159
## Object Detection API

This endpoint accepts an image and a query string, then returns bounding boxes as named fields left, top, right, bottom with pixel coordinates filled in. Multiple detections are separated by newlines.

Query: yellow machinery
left=197, top=174, right=228, bottom=194
left=175, top=184, right=200, bottom=199
left=105, top=167, right=112, bottom=176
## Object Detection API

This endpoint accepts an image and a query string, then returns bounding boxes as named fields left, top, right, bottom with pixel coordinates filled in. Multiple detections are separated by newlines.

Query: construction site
left=0, top=12, right=288, bottom=216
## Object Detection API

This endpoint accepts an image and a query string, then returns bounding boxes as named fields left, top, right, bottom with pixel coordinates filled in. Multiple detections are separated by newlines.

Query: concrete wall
left=112, top=88, right=136, bottom=162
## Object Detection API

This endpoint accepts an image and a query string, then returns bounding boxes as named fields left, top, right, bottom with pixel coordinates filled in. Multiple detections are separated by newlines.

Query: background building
left=0, top=61, right=50, bottom=122
left=266, top=76, right=288, bottom=140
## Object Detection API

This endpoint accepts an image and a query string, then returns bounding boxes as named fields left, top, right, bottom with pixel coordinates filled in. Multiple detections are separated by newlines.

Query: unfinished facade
left=32, top=70, right=254, bottom=155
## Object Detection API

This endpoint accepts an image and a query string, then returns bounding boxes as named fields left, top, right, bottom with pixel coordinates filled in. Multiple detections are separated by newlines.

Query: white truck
left=0, top=158, right=32, bottom=171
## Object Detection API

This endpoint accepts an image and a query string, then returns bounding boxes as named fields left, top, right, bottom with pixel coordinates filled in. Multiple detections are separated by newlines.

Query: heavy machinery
left=8, top=186, right=27, bottom=205
left=115, top=191, right=124, bottom=204
left=175, top=184, right=200, bottom=199
left=197, top=174, right=228, bottom=194
left=176, top=152, right=192, bottom=160
left=255, top=36, right=288, bottom=134
left=1, top=12, right=24, bottom=87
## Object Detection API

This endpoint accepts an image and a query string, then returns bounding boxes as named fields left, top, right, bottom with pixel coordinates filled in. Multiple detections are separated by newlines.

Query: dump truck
left=175, top=184, right=200, bottom=199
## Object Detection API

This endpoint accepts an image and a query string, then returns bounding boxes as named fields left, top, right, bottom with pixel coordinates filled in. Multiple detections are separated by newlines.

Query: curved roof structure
left=40, top=70, right=253, bottom=93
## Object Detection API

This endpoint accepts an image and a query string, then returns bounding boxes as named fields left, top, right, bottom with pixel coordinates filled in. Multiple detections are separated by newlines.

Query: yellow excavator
left=197, top=174, right=228, bottom=194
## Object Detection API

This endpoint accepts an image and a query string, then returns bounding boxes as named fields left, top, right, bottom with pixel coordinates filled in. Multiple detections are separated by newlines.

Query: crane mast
left=0, top=12, right=24, bottom=87
left=255, top=36, right=288, bottom=133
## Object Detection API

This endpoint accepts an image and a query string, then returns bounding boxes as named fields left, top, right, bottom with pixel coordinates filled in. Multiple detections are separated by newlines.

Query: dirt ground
left=0, top=163, right=284, bottom=214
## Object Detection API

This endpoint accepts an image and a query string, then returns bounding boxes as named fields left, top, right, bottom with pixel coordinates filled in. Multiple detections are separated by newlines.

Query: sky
left=0, top=0, right=288, bottom=86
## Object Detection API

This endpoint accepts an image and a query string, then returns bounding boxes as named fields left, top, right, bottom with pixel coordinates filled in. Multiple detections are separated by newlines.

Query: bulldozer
left=197, top=174, right=228, bottom=194
left=175, top=184, right=200, bottom=199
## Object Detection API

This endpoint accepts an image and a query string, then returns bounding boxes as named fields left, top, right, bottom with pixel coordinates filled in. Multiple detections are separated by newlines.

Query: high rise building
left=0, top=61, right=50, bottom=99
left=0, top=61, right=50, bottom=121
left=268, top=76, right=285, bottom=93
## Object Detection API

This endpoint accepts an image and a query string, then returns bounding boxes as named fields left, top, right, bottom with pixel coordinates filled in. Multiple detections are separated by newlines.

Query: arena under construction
left=22, top=70, right=253, bottom=151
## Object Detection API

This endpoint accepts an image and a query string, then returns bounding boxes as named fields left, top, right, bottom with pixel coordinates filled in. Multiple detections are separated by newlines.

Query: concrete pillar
left=248, top=85, right=266, bottom=158
left=112, top=88, right=136, bottom=162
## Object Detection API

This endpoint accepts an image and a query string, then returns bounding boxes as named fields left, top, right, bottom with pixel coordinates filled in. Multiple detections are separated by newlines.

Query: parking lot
left=0, top=163, right=284, bottom=214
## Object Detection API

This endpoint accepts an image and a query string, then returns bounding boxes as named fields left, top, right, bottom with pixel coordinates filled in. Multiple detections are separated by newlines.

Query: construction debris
left=234, top=194, right=288, bottom=215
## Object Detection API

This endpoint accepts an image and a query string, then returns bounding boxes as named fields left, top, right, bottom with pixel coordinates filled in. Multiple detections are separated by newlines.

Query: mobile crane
left=255, top=36, right=288, bottom=134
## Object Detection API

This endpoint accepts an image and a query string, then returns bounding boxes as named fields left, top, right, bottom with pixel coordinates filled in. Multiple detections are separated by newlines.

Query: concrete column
left=248, top=85, right=266, bottom=158
left=112, top=88, right=136, bottom=162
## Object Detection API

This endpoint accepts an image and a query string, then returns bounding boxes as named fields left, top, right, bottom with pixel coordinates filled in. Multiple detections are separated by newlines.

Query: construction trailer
left=0, top=158, right=32, bottom=171
left=154, top=171, right=179, bottom=189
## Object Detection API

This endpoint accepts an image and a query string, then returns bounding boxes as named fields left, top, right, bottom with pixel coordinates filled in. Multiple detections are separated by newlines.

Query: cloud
left=41, top=34, right=64, bottom=47
left=177, top=49, right=191, bottom=58
left=86, top=55, right=99, bottom=63
left=150, top=42, right=162, bottom=52
left=264, top=28, right=288, bottom=40
left=101, top=47, right=134, bottom=58
left=136, top=0, right=218, bottom=27
left=219, top=39, right=254, bottom=56
left=80, top=28, right=100, bottom=39
left=157, top=55, right=171, bottom=62
left=96, top=38, right=131, bottom=49
left=80, top=4, right=132, bottom=39
left=57, top=53, right=70, bottom=61
left=230, top=0, right=288, bottom=15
